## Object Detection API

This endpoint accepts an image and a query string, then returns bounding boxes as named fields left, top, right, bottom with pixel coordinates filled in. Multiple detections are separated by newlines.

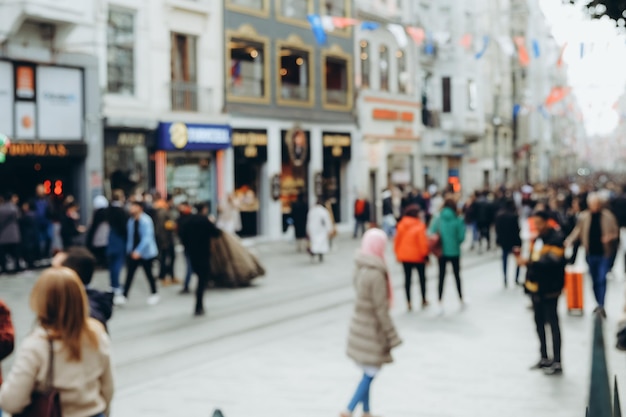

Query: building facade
left=224, top=0, right=357, bottom=239
left=0, top=1, right=102, bottom=216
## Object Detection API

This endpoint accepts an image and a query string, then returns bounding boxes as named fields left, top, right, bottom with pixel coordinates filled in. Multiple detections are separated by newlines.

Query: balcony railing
left=170, top=82, right=213, bottom=113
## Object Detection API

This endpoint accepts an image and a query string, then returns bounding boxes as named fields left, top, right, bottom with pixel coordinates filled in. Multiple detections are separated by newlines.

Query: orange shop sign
left=8, top=143, right=68, bottom=157
left=372, top=108, right=414, bottom=122
left=16, top=66, right=35, bottom=99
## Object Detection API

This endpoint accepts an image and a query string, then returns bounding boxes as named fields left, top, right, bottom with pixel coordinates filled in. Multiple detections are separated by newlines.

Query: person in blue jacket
left=118, top=201, right=159, bottom=306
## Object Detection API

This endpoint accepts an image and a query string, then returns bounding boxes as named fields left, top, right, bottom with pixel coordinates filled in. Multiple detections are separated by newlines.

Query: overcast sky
left=540, top=0, right=626, bottom=137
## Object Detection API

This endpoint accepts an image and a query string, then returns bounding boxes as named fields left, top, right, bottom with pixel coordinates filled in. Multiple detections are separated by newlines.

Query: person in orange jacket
left=394, top=204, right=430, bottom=311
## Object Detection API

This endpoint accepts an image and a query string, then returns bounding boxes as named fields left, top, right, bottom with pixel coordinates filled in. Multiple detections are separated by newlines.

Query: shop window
left=279, top=0, right=311, bottom=21
left=468, top=79, right=478, bottom=111
left=360, top=40, right=370, bottom=88
left=170, top=33, right=198, bottom=111
left=396, top=49, right=407, bottom=93
left=279, top=46, right=311, bottom=103
left=323, top=0, right=347, bottom=17
left=229, top=37, right=266, bottom=100
left=228, top=0, right=267, bottom=12
left=324, top=55, right=349, bottom=107
left=442, top=76, right=452, bottom=113
left=107, top=9, right=135, bottom=95
left=379, top=45, right=389, bottom=91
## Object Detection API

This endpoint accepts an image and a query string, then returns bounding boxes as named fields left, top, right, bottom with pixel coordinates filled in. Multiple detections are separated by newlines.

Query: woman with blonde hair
left=0, top=267, right=113, bottom=417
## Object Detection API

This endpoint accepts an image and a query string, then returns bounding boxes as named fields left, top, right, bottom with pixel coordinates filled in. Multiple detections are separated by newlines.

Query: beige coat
left=566, top=209, right=619, bottom=258
left=347, top=254, right=402, bottom=367
left=0, top=321, right=113, bottom=417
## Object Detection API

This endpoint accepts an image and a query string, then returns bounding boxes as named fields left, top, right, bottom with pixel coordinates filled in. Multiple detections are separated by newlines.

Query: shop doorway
left=235, top=161, right=260, bottom=237
left=322, top=159, right=342, bottom=223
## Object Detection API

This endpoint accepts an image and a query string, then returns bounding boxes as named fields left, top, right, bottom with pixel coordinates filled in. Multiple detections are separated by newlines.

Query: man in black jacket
left=179, top=202, right=221, bottom=316
left=495, top=199, right=522, bottom=287
left=52, top=247, right=113, bottom=330
left=516, top=210, right=565, bottom=376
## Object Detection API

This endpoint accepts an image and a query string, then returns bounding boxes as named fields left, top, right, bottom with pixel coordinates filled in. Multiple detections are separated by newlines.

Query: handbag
left=428, top=218, right=443, bottom=258
left=14, top=338, right=62, bottom=417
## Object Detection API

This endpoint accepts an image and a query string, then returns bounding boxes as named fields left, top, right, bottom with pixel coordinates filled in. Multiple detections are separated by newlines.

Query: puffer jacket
left=394, top=216, right=429, bottom=263
left=429, top=207, right=466, bottom=257
left=347, top=254, right=402, bottom=367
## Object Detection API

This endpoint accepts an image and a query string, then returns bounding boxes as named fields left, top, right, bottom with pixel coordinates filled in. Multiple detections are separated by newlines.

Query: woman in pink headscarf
left=341, top=228, right=402, bottom=417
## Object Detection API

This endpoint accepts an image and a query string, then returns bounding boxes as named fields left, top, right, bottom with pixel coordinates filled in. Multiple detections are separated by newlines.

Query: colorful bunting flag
left=361, top=21, right=380, bottom=31
left=556, top=42, right=567, bottom=67
left=475, top=35, right=490, bottom=59
left=230, top=60, right=242, bottom=86
left=387, top=24, right=408, bottom=49
left=544, top=87, right=570, bottom=107
left=307, top=15, right=327, bottom=45
left=514, top=37, right=530, bottom=67
left=532, top=39, right=540, bottom=58
left=406, top=27, right=425, bottom=45
left=513, top=104, right=521, bottom=119
left=497, top=36, right=515, bottom=56
left=332, top=17, right=358, bottom=29
left=424, top=32, right=435, bottom=55
left=321, top=16, right=335, bottom=32
left=460, top=34, right=473, bottom=50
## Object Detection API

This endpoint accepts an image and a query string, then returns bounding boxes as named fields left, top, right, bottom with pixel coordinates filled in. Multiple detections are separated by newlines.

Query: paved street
left=2, top=235, right=626, bottom=416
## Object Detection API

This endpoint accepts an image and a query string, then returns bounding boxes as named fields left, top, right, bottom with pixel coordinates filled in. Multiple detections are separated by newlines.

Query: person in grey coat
left=0, top=193, right=21, bottom=274
left=341, top=228, right=402, bottom=417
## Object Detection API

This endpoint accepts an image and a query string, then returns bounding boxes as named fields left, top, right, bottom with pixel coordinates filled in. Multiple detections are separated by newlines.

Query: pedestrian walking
left=475, top=192, right=495, bottom=253
left=495, top=199, right=522, bottom=287
left=177, top=201, right=195, bottom=294
left=0, top=193, right=21, bottom=274
left=52, top=247, right=114, bottom=330
left=516, top=210, right=566, bottom=375
left=341, top=228, right=402, bottom=417
left=306, top=200, right=333, bottom=263
left=0, top=298, right=14, bottom=417
left=179, top=202, right=221, bottom=316
left=429, top=199, right=466, bottom=314
left=565, top=192, right=619, bottom=317
left=154, top=195, right=180, bottom=286
left=291, top=192, right=309, bottom=252
left=106, top=189, right=128, bottom=299
left=353, top=195, right=371, bottom=239
left=18, top=201, right=38, bottom=270
left=32, top=184, right=52, bottom=261
left=463, top=193, right=479, bottom=250
left=86, top=195, right=110, bottom=267
left=0, top=267, right=114, bottom=417
left=394, top=204, right=430, bottom=311
left=381, top=189, right=397, bottom=238
left=60, top=201, right=86, bottom=250
left=117, top=201, right=159, bottom=306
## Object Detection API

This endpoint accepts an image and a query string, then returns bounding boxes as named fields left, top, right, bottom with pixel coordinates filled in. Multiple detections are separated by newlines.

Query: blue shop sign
left=158, top=122, right=231, bottom=151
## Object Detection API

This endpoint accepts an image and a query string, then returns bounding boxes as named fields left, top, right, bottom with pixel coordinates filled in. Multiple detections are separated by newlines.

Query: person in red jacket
left=0, top=298, right=14, bottom=417
left=394, top=204, right=430, bottom=311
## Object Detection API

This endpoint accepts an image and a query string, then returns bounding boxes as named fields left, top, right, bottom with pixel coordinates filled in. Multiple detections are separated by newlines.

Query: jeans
left=123, top=257, right=157, bottom=297
left=37, top=223, right=52, bottom=259
left=381, top=214, right=396, bottom=238
left=347, top=373, right=374, bottom=413
left=108, top=251, right=125, bottom=293
left=438, top=256, right=462, bottom=301
left=469, top=222, right=479, bottom=247
left=402, top=262, right=427, bottom=304
left=184, top=253, right=194, bottom=290
left=532, top=296, right=561, bottom=363
left=353, top=220, right=366, bottom=238
left=586, top=255, right=609, bottom=307
left=502, top=249, right=521, bottom=285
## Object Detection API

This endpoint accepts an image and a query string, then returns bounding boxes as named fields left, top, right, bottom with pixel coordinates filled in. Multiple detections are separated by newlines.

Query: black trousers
left=438, top=256, right=462, bottom=301
left=194, top=266, right=211, bottom=312
left=478, top=225, right=491, bottom=248
left=532, top=296, right=561, bottom=363
left=123, top=257, right=157, bottom=297
left=402, top=262, right=427, bottom=304
left=0, top=243, right=20, bottom=273
left=158, top=245, right=175, bottom=279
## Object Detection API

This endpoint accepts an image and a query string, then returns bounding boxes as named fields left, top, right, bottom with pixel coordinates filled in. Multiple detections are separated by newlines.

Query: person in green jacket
left=429, top=198, right=466, bottom=314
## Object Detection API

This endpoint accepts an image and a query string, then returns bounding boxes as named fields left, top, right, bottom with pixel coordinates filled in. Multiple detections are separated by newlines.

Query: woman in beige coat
left=0, top=267, right=113, bottom=417
left=341, top=228, right=402, bottom=417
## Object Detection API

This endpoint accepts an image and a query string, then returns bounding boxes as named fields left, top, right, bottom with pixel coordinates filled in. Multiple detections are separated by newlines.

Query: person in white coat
left=307, top=200, right=332, bottom=263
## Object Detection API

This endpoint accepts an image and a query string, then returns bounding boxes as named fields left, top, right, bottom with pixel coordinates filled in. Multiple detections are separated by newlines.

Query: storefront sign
left=158, top=122, right=231, bottom=151
left=232, top=129, right=268, bottom=163
left=0, top=62, right=13, bottom=136
left=36, top=66, right=83, bottom=141
left=322, top=132, right=351, bottom=160
left=372, top=108, right=415, bottom=122
left=7, top=142, right=87, bottom=158
left=105, top=128, right=155, bottom=147
left=16, top=65, right=35, bottom=99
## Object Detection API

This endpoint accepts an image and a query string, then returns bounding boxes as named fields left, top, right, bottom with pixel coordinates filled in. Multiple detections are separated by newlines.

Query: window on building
left=229, top=37, right=266, bottom=99
left=107, top=9, right=135, bottom=95
left=323, top=0, right=347, bottom=17
left=442, top=76, right=452, bottom=113
left=379, top=45, right=389, bottom=91
left=360, top=40, right=370, bottom=88
left=171, top=33, right=198, bottom=111
left=229, top=0, right=265, bottom=10
left=279, top=46, right=310, bottom=102
left=468, top=79, right=477, bottom=111
left=280, top=0, right=310, bottom=20
left=325, top=55, right=348, bottom=106
left=397, top=49, right=407, bottom=93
